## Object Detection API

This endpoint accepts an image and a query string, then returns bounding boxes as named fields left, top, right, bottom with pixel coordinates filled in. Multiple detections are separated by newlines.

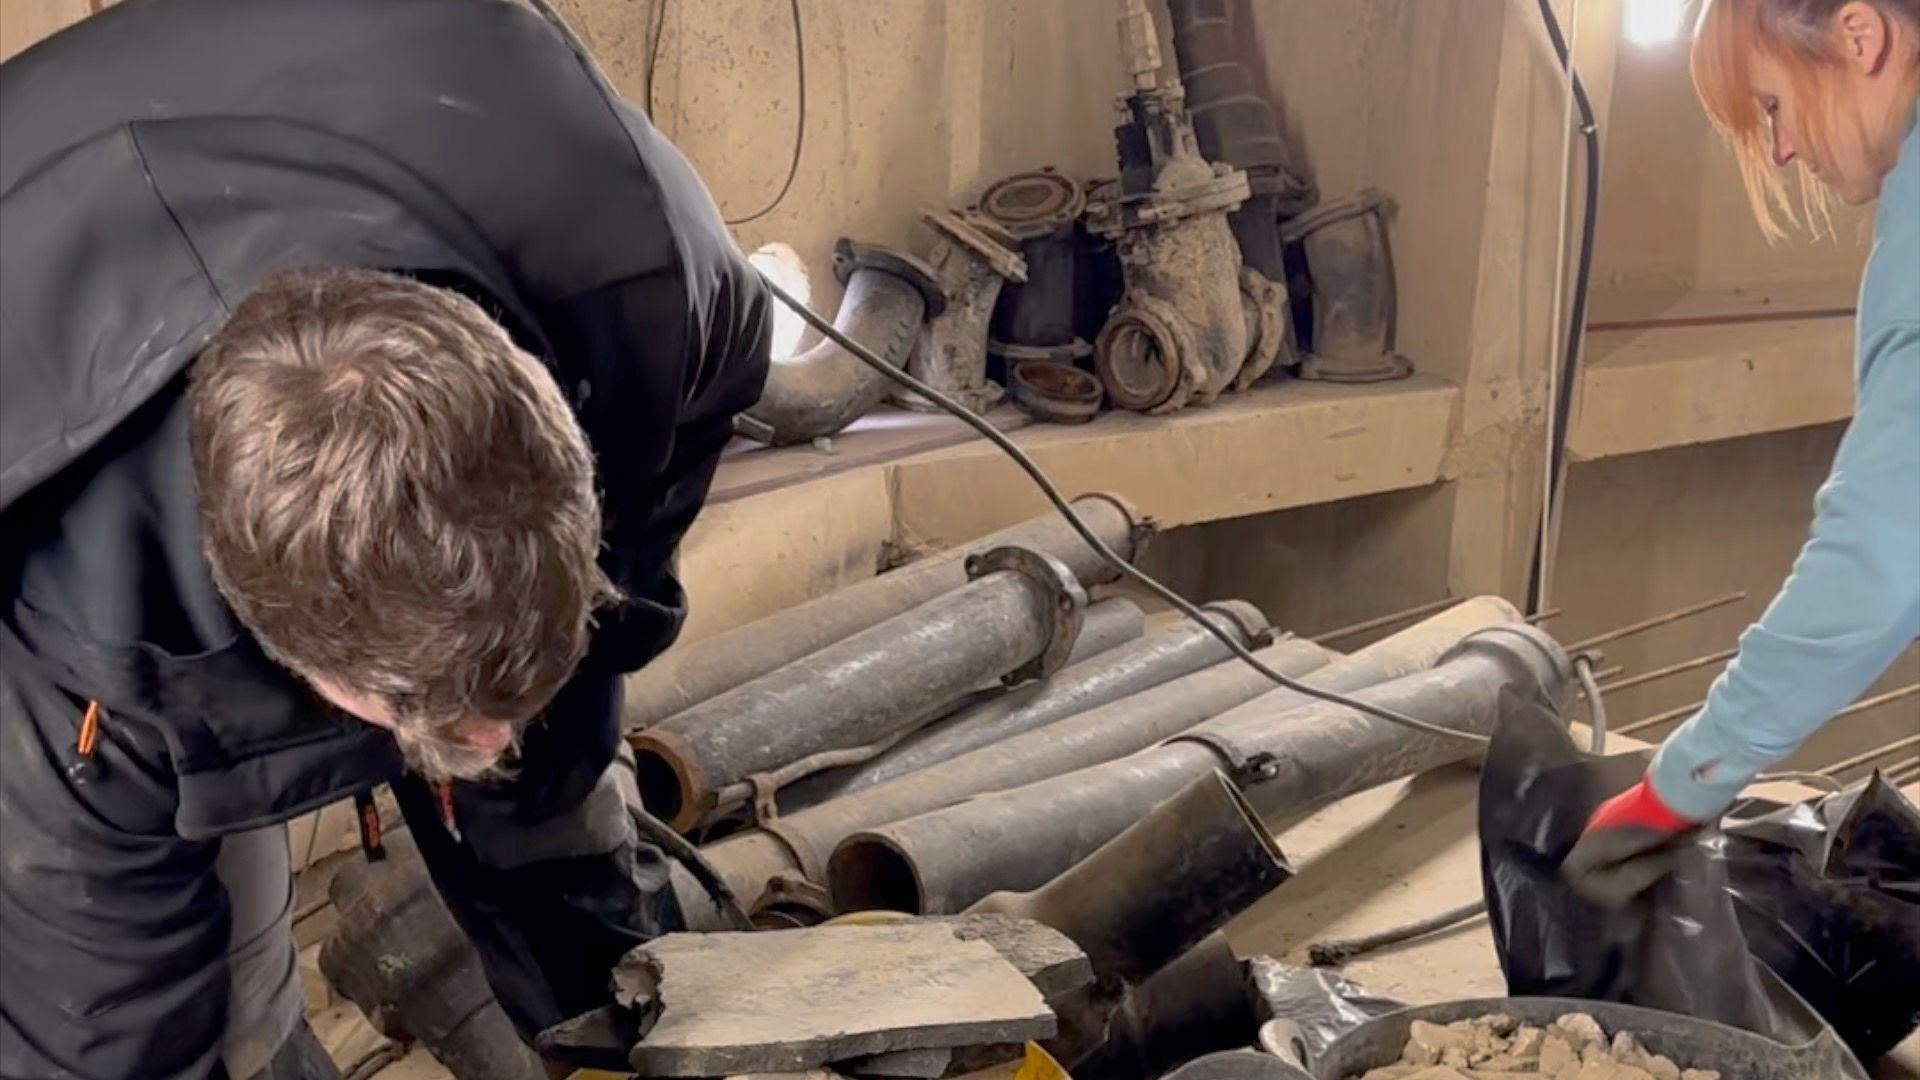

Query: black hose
left=1527, top=0, right=1602, bottom=616
left=1307, top=899, right=1488, bottom=966
left=628, top=803, right=756, bottom=931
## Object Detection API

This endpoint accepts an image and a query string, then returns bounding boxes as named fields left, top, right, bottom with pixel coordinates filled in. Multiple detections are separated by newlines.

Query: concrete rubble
left=1351, top=1013, right=1723, bottom=1080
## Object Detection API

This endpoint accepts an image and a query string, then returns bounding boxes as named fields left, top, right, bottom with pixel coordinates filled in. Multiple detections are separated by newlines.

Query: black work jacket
left=0, top=1, right=769, bottom=1075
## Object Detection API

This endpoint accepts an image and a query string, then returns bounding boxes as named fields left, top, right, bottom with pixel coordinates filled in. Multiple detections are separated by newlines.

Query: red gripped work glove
left=1561, top=776, right=1699, bottom=909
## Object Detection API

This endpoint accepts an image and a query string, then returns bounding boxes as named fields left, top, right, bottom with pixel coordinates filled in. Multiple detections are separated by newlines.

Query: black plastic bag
left=1721, top=775, right=1920, bottom=1060
left=1478, top=689, right=1919, bottom=1063
left=1478, top=690, right=1792, bottom=1040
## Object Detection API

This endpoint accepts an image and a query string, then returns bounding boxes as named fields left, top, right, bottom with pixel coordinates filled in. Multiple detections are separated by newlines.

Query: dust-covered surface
left=1350, top=1011, right=1721, bottom=1080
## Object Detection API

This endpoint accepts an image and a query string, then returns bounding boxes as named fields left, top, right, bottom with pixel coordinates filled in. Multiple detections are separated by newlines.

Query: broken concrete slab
left=931, top=914, right=1093, bottom=1001
left=625, top=923, right=1054, bottom=1076
left=836, top=1046, right=952, bottom=1078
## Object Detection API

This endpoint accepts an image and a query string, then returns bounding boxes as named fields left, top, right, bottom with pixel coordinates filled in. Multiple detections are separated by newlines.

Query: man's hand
left=1561, top=776, right=1697, bottom=909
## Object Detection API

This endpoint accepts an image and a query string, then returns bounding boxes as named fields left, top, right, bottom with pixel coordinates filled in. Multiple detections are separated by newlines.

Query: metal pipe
left=966, top=770, right=1288, bottom=986
left=632, top=547, right=1088, bottom=831
left=897, top=210, right=1025, bottom=413
left=687, top=598, right=1514, bottom=926
left=1618, top=681, right=1920, bottom=738
left=320, top=833, right=546, bottom=1080
left=1312, top=596, right=1458, bottom=645
left=621, top=494, right=1148, bottom=730
left=1598, top=648, right=1736, bottom=694
left=1066, top=928, right=1254, bottom=1076
left=742, top=239, right=945, bottom=445
left=829, top=623, right=1570, bottom=914
left=794, top=601, right=1274, bottom=801
left=1568, top=591, right=1747, bottom=651
left=1818, top=732, right=1920, bottom=777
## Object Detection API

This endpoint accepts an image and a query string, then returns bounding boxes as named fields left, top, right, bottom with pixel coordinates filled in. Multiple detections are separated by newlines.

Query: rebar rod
left=1618, top=682, right=1920, bottom=739
left=1599, top=648, right=1737, bottom=695
left=1313, top=597, right=1458, bottom=645
left=1568, top=591, right=1746, bottom=651
left=1818, top=732, right=1920, bottom=777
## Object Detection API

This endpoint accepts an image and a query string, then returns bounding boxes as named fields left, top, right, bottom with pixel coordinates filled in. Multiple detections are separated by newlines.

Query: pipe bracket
left=965, top=545, right=1089, bottom=685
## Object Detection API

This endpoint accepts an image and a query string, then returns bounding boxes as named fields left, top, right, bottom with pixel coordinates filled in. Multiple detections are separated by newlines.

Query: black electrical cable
left=643, top=0, right=666, bottom=118
left=1527, top=0, right=1602, bottom=615
left=755, top=273, right=1493, bottom=747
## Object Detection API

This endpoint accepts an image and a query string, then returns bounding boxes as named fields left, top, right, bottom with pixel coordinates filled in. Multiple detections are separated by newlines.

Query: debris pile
left=1350, top=1012, right=1723, bottom=1080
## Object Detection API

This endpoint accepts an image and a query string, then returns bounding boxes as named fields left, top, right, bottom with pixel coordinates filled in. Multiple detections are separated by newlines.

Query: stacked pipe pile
left=632, top=513, right=1574, bottom=1071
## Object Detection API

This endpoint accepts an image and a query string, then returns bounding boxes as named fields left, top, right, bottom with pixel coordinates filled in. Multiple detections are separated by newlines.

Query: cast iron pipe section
left=794, top=601, right=1275, bottom=801
left=967, top=770, right=1288, bottom=986
left=829, top=623, right=1570, bottom=914
left=1068, top=928, right=1257, bottom=1077
left=1164, top=0, right=1313, bottom=282
left=632, top=546, right=1088, bottom=831
left=621, top=493, right=1148, bottom=730
left=678, top=597, right=1512, bottom=927
left=320, top=832, right=546, bottom=1080
left=742, top=238, right=946, bottom=445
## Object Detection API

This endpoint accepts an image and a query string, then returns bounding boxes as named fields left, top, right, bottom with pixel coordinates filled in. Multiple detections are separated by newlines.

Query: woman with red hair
left=1566, top=0, right=1919, bottom=905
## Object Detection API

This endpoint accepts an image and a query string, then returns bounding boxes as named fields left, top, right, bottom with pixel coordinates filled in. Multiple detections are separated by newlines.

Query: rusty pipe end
left=627, top=728, right=711, bottom=834
left=827, top=831, right=927, bottom=915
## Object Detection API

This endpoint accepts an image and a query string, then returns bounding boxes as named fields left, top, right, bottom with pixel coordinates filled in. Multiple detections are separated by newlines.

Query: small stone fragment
left=1553, top=1012, right=1608, bottom=1052
left=1540, top=1034, right=1579, bottom=1075
left=1642, top=1055, right=1681, bottom=1080
left=1508, top=1026, right=1546, bottom=1058
left=1679, top=1072, right=1721, bottom=1080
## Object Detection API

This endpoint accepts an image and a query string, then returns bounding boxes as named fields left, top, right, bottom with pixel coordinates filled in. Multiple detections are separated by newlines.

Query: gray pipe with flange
left=677, top=598, right=1509, bottom=928
left=828, top=622, right=1570, bottom=914
left=622, top=494, right=1150, bottom=731
left=742, top=238, right=945, bottom=445
left=632, top=546, right=1088, bottom=832
left=896, top=209, right=1026, bottom=413
left=789, top=600, right=1274, bottom=803
left=966, top=770, right=1288, bottom=988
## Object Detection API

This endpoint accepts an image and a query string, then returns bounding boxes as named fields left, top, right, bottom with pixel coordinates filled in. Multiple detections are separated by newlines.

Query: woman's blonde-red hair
left=1692, top=0, right=1919, bottom=238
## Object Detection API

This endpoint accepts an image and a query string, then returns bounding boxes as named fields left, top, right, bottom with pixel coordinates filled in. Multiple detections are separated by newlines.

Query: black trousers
left=248, top=1021, right=341, bottom=1080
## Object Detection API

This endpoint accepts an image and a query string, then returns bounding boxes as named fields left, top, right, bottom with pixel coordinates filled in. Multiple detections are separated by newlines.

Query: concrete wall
left=1590, top=22, right=1872, bottom=316
left=0, top=0, right=91, bottom=61
left=552, top=0, right=1124, bottom=305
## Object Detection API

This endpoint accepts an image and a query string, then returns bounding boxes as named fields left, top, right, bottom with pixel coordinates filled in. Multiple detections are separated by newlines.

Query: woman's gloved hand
left=1561, top=776, right=1699, bottom=909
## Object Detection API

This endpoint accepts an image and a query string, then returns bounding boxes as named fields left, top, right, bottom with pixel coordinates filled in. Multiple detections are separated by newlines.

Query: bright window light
left=749, top=242, right=811, bottom=361
left=1624, top=0, right=1688, bottom=45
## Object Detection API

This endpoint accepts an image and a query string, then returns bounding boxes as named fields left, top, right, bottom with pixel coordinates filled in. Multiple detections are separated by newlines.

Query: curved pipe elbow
left=745, top=263, right=933, bottom=445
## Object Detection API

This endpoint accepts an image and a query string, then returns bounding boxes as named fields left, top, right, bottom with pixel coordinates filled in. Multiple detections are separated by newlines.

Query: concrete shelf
left=1569, top=311, right=1855, bottom=461
left=676, top=376, right=1461, bottom=643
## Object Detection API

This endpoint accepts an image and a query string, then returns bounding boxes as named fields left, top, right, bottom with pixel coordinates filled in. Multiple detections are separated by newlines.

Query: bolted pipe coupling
left=965, top=545, right=1089, bottom=684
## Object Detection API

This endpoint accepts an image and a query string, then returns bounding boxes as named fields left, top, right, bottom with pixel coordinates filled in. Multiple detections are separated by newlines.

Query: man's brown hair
left=189, top=267, right=616, bottom=779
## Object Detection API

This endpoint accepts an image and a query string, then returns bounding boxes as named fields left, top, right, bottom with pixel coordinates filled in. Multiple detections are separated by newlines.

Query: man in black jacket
left=0, top=1, right=771, bottom=1076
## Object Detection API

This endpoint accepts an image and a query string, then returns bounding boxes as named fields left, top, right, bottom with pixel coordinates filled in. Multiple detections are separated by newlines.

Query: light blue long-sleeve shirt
left=1648, top=104, right=1920, bottom=821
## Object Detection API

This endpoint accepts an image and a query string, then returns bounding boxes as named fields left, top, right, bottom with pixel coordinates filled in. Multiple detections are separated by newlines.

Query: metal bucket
left=1308, top=997, right=1865, bottom=1080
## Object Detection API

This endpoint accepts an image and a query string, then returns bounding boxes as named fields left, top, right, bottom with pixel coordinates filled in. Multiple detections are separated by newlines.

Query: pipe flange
left=1085, top=167, right=1251, bottom=237
left=1278, top=189, right=1393, bottom=244
left=1008, top=359, right=1102, bottom=425
left=964, top=545, right=1088, bottom=685
left=1235, top=266, right=1292, bottom=390
left=978, top=167, right=1086, bottom=242
left=923, top=208, right=1028, bottom=283
left=1095, top=291, right=1203, bottom=412
left=832, top=238, right=948, bottom=318
left=989, top=337, right=1094, bottom=364
left=1440, top=623, right=1574, bottom=704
